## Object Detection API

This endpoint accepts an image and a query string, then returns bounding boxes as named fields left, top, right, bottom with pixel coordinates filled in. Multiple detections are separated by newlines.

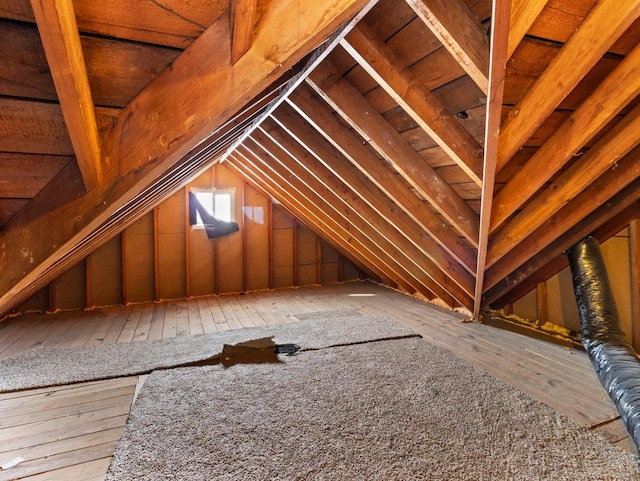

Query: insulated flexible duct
left=568, top=236, right=640, bottom=450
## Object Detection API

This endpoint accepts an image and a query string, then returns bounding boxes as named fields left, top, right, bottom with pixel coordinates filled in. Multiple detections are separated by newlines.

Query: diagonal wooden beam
left=496, top=0, right=640, bottom=172
left=234, top=142, right=436, bottom=299
left=484, top=187, right=640, bottom=308
left=492, top=41, right=640, bottom=231
left=506, top=0, right=549, bottom=60
left=341, top=23, right=484, bottom=185
left=231, top=0, right=258, bottom=64
left=405, top=0, right=489, bottom=95
left=484, top=147, right=640, bottom=294
left=488, top=104, right=640, bottom=269
left=263, top=110, right=474, bottom=303
left=30, top=0, right=100, bottom=191
left=245, top=132, right=466, bottom=306
left=487, top=202, right=640, bottom=310
left=0, top=0, right=375, bottom=319
left=307, top=61, right=480, bottom=245
left=227, top=155, right=396, bottom=287
left=286, top=85, right=477, bottom=272
left=268, top=105, right=474, bottom=293
left=473, top=0, right=511, bottom=318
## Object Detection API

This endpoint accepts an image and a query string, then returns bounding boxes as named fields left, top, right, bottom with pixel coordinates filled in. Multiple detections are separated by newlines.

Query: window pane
left=194, top=192, right=214, bottom=224
left=214, top=193, right=232, bottom=222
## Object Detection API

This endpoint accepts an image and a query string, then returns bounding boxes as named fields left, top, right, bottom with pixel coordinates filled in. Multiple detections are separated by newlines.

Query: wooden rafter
left=492, top=41, right=640, bottom=231
left=485, top=192, right=640, bottom=308
left=484, top=147, right=640, bottom=293
left=245, top=132, right=465, bottom=306
left=307, top=61, right=480, bottom=245
left=30, top=0, right=100, bottom=191
left=0, top=0, right=375, bottom=318
left=473, top=0, right=511, bottom=318
left=286, top=86, right=477, bottom=272
left=233, top=142, right=431, bottom=297
left=341, top=23, right=484, bottom=185
left=488, top=104, right=640, bottom=269
left=230, top=0, right=258, bottom=64
left=263, top=110, right=474, bottom=304
left=506, top=0, right=549, bottom=60
left=226, top=156, right=397, bottom=286
left=405, top=0, right=489, bottom=95
left=496, top=0, right=640, bottom=172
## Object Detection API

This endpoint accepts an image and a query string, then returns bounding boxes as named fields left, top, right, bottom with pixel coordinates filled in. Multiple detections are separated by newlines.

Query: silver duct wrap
left=568, top=236, right=640, bottom=450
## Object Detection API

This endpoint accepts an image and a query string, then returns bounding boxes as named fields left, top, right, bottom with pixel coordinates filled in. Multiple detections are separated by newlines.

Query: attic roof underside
left=1, top=0, right=639, bottom=319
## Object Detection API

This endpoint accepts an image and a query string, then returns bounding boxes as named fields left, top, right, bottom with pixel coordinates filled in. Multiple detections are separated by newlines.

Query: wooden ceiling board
left=363, top=0, right=416, bottom=41
left=0, top=0, right=228, bottom=48
left=0, top=153, right=71, bottom=198
left=0, top=19, right=56, bottom=101
left=82, top=36, right=181, bottom=108
left=0, top=98, right=73, bottom=155
left=0, top=199, right=28, bottom=228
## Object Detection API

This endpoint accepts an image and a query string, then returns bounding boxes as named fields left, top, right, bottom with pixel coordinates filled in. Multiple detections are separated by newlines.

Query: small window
left=192, top=189, right=235, bottom=226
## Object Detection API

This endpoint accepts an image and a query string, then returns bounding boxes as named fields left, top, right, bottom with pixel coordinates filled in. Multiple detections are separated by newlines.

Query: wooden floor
left=0, top=281, right=635, bottom=479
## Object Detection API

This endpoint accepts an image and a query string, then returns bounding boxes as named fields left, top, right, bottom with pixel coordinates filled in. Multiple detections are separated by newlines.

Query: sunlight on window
left=194, top=190, right=234, bottom=224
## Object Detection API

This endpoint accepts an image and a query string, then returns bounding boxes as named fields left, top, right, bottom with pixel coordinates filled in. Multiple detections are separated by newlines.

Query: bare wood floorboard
left=0, top=281, right=634, bottom=480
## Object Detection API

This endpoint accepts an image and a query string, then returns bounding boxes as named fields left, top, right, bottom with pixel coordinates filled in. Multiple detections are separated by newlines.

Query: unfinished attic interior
left=2, top=0, right=640, bottom=478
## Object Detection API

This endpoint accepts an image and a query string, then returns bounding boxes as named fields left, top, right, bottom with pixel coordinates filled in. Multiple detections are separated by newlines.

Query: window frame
left=190, top=188, right=236, bottom=229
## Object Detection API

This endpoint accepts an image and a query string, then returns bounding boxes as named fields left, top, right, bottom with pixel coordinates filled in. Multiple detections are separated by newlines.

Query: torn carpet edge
left=0, top=313, right=413, bottom=392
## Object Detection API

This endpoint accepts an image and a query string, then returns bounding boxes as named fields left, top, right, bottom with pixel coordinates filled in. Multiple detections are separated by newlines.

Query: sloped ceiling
left=0, top=0, right=639, bottom=319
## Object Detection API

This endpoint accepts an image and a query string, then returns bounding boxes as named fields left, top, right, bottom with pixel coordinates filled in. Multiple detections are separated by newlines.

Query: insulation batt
left=568, top=236, right=640, bottom=451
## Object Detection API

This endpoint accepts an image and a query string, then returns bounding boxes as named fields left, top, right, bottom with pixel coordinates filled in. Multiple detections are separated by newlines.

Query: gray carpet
left=106, top=336, right=640, bottom=480
left=0, top=310, right=415, bottom=392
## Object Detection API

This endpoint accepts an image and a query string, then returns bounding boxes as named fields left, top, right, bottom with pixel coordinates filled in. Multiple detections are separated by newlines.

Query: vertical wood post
left=242, top=179, right=248, bottom=293
left=184, top=188, right=192, bottom=298
left=630, top=219, right=640, bottom=350
left=316, top=237, right=323, bottom=285
left=153, top=208, right=160, bottom=302
left=212, top=166, right=220, bottom=295
left=121, top=233, right=128, bottom=305
left=293, top=218, right=299, bottom=287
left=268, top=199, right=274, bottom=289
left=537, top=281, right=548, bottom=327
left=85, top=254, right=93, bottom=309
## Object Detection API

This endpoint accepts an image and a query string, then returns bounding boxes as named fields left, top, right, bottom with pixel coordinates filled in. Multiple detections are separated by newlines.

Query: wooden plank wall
left=15, top=164, right=362, bottom=314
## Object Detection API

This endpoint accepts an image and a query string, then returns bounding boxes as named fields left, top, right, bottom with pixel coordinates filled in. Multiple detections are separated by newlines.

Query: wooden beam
left=473, top=0, right=511, bottom=318
left=488, top=105, right=640, bottom=268
left=267, top=105, right=475, bottom=296
left=630, top=220, right=640, bottom=351
left=307, top=61, right=480, bottom=245
left=484, top=178, right=640, bottom=306
left=227, top=161, right=384, bottom=286
left=492, top=41, right=640, bottom=231
left=536, top=281, right=548, bottom=325
left=487, top=201, right=640, bottom=309
left=286, top=85, right=477, bottom=272
left=0, top=0, right=375, bottom=318
left=237, top=166, right=381, bottom=284
left=341, top=23, right=484, bottom=185
left=484, top=146, right=640, bottom=293
left=243, top=134, right=462, bottom=305
left=30, top=0, right=100, bottom=191
left=230, top=149, right=413, bottom=292
left=496, top=0, right=640, bottom=172
left=231, top=0, right=258, bottom=64
left=259, top=114, right=473, bottom=304
left=506, top=0, right=549, bottom=60
left=405, top=0, right=489, bottom=94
